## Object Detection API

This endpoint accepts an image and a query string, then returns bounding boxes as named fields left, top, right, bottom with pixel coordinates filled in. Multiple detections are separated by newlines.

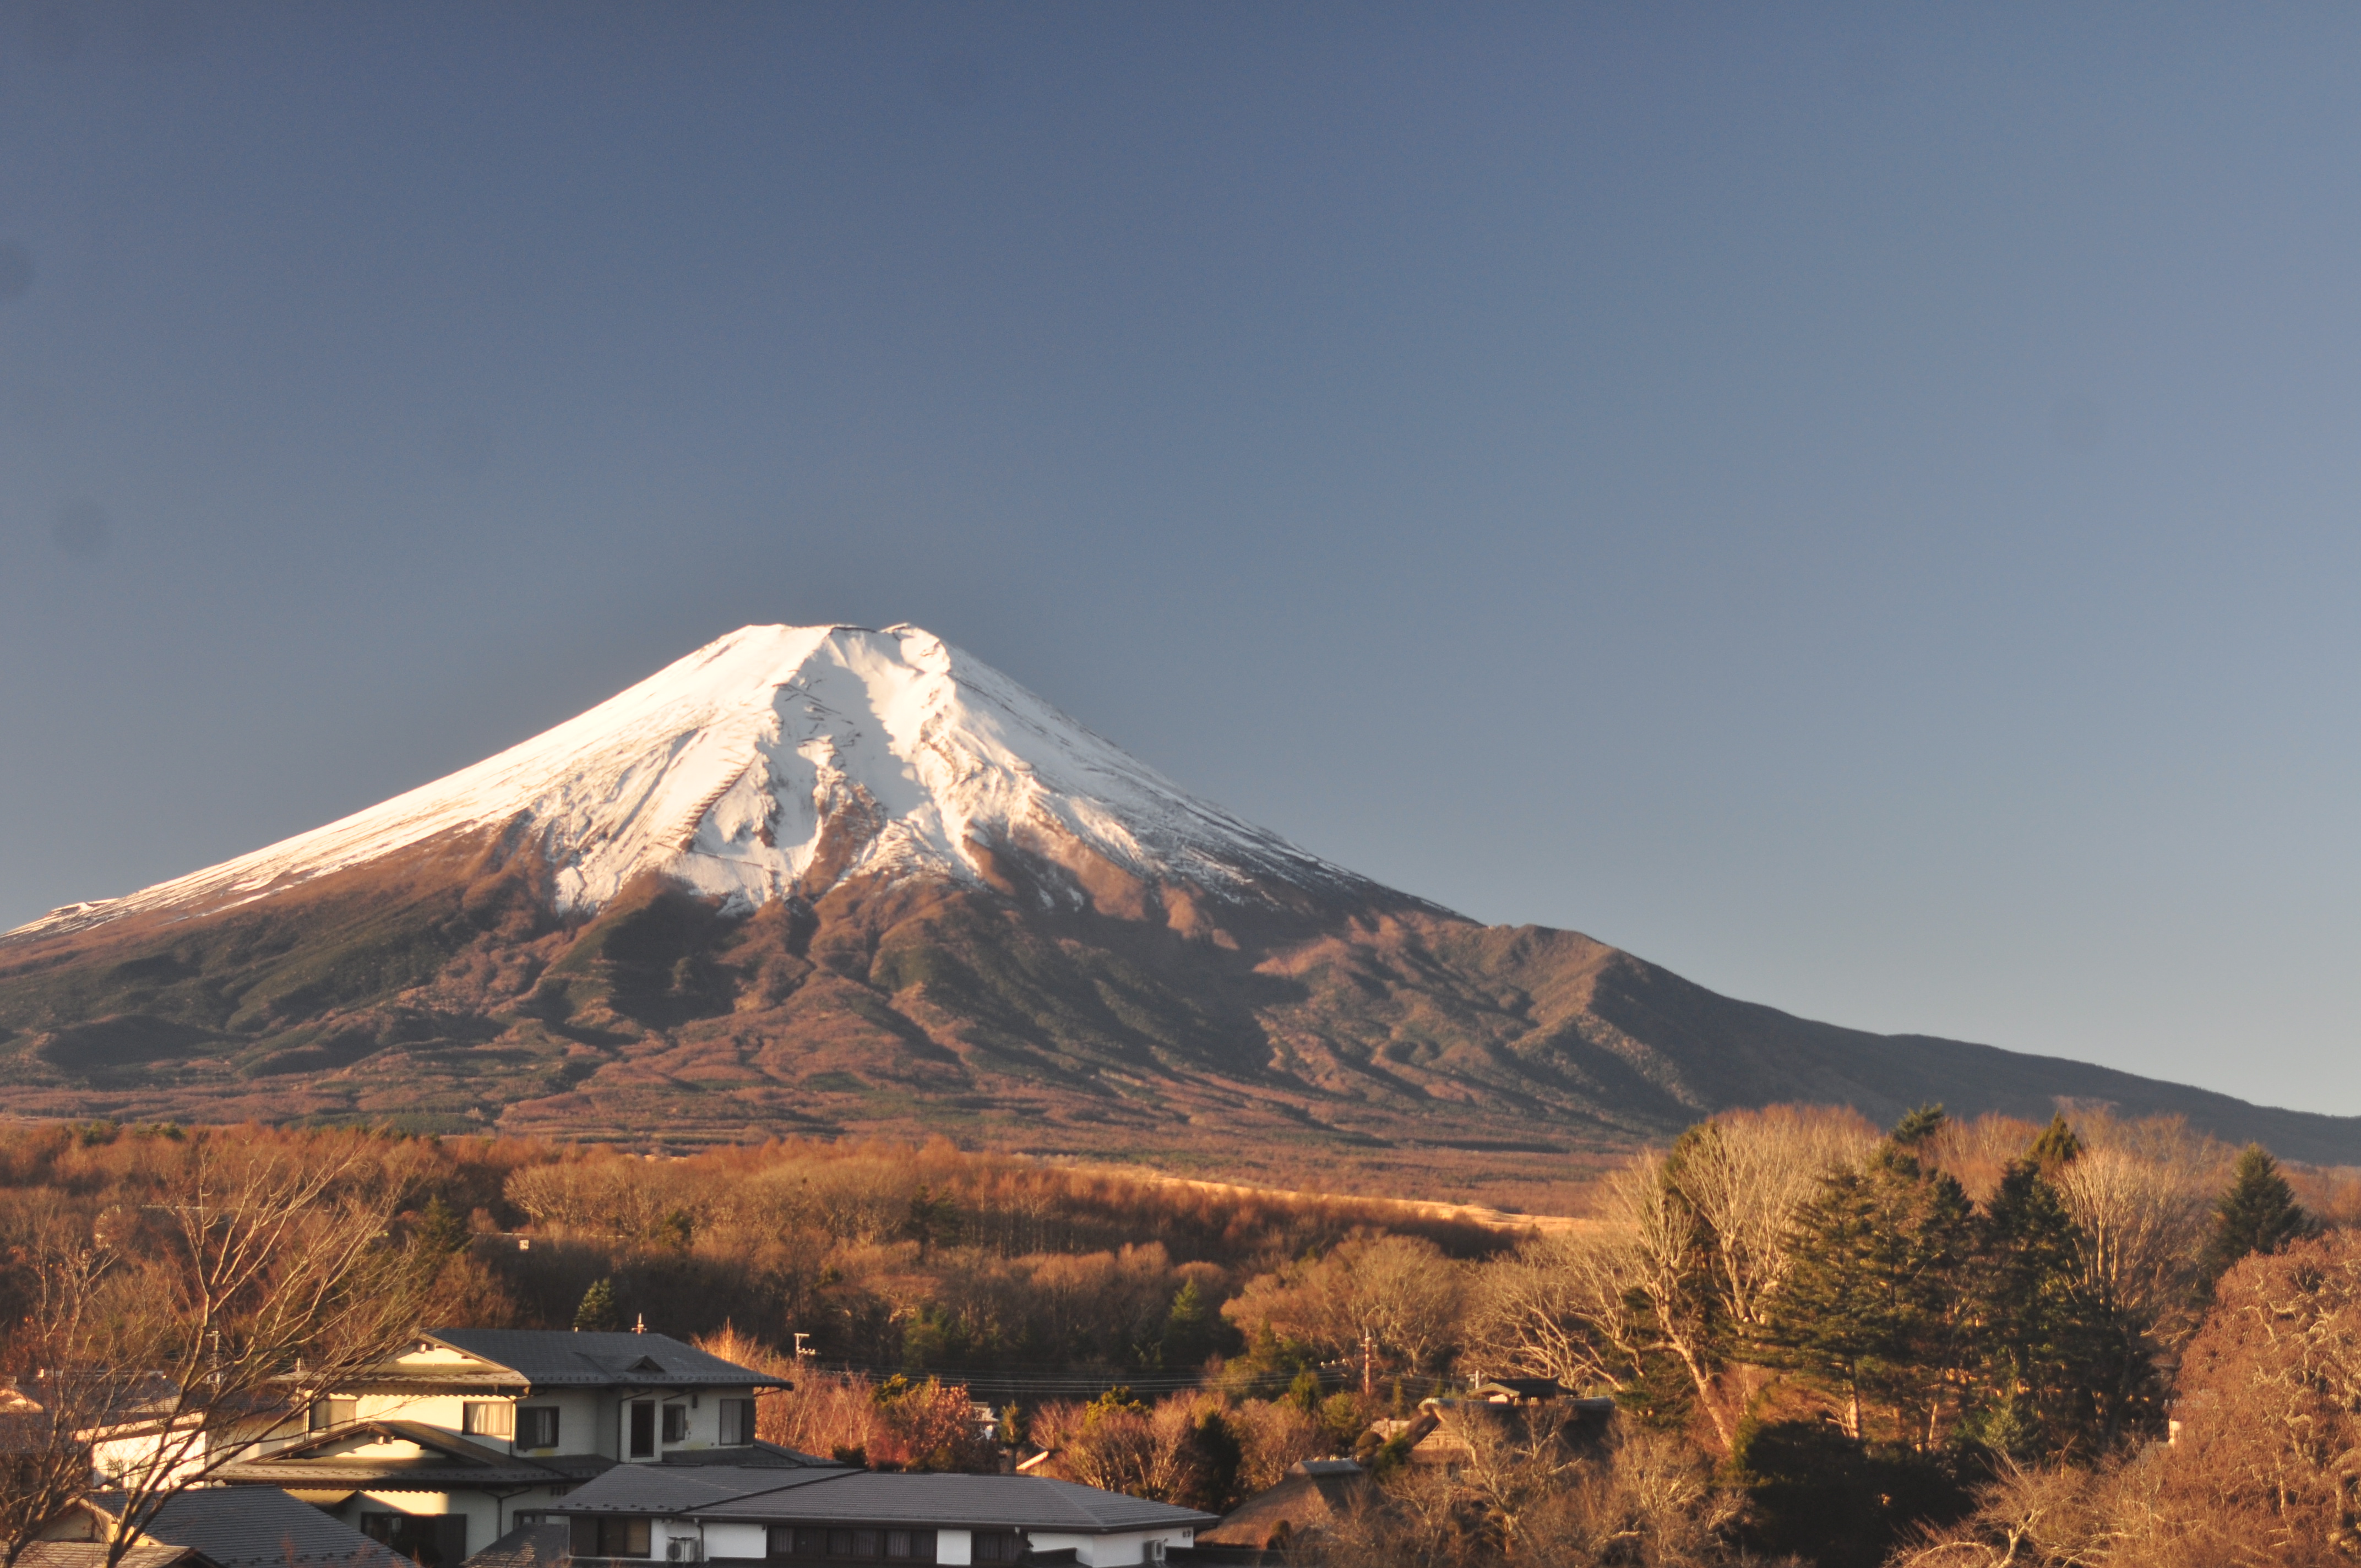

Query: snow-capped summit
left=12, top=625, right=1361, bottom=940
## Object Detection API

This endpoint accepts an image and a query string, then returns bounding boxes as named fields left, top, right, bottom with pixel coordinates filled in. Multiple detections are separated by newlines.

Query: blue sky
left=3, top=4, right=2356, bottom=1113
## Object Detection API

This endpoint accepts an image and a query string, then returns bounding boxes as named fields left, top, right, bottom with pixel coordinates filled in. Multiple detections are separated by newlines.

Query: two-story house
left=216, top=1330, right=813, bottom=1568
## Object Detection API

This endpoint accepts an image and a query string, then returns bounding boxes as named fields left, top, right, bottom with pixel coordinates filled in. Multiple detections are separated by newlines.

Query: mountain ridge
left=10, top=624, right=1395, bottom=944
left=5, top=623, right=2353, bottom=1168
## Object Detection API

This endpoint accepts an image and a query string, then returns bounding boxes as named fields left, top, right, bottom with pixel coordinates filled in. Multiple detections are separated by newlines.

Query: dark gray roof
left=19, top=1546, right=203, bottom=1568
left=461, top=1522, right=569, bottom=1568
left=419, top=1331, right=773, bottom=1390
left=661, top=1440, right=833, bottom=1468
left=553, top=1464, right=850, bottom=1516
left=101, top=1489, right=402, bottom=1568
left=216, top=1420, right=592, bottom=1489
left=554, top=1466, right=1216, bottom=1533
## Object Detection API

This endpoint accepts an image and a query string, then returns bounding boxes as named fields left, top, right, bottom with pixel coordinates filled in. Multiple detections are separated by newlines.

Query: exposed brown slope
left=4, top=831, right=2358, bottom=1166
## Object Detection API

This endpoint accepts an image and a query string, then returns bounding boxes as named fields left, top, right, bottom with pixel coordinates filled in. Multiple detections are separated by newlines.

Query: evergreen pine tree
left=415, top=1195, right=470, bottom=1257
left=2202, top=1145, right=2308, bottom=1283
left=1890, top=1104, right=1947, bottom=1148
left=1975, top=1158, right=2108, bottom=1458
left=1161, top=1277, right=1221, bottom=1369
left=904, top=1186, right=958, bottom=1261
left=2027, top=1114, right=2082, bottom=1172
left=574, top=1277, right=620, bottom=1332
left=1765, top=1109, right=1977, bottom=1448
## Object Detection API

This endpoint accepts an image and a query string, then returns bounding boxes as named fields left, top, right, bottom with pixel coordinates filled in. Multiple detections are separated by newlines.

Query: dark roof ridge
left=406, top=1330, right=774, bottom=1389
left=555, top=1466, right=1217, bottom=1532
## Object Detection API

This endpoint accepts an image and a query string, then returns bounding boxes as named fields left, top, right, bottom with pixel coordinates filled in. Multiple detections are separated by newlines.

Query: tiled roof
left=658, top=1441, right=833, bottom=1469
left=19, top=1544, right=203, bottom=1568
left=132, top=1488, right=405, bottom=1568
left=417, top=1332, right=773, bottom=1389
left=555, top=1466, right=1218, bottom=1533
left=460, top=1522, right=569, bottom=1568
left=215, top=1420, right=586, bottom=1489
left=553, top=1466, right=850, bottom=1515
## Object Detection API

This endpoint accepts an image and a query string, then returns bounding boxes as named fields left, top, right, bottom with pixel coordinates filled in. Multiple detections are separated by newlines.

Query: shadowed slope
left=5, top=836, right=2357, bottom=1165
left=8, top=623, right=2351, bottom=1168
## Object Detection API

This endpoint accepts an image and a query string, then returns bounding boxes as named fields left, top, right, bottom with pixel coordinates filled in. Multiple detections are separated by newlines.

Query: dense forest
left=3, top=1112, right=2357, bottom=1566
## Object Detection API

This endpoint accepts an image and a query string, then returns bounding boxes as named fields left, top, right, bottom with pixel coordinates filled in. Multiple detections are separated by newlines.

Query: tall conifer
left=1975, top=1157, right=2105, bottom=1458
left=1765, top=1108, right=1976, bottom=1448
left=2202, top=1144, right=2308, bottom=1283
left=2027, top=1113, right=2081, bottom=1171
left=574, top=1277, right=621, bottom=1332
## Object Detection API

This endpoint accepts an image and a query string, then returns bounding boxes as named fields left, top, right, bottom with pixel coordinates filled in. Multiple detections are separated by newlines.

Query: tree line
left=1, top=1110, right=2354, bottom=1566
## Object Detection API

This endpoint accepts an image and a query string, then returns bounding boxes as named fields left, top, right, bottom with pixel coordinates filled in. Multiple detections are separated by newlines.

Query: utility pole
left=1361, top=1330, right=1374, bottom=1398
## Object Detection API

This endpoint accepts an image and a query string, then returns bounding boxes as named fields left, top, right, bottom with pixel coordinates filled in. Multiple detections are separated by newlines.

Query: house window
left=972, top=1533, right=1021, bottom=1563
left=765, top=1526, right=934, bottom=1561
left=519, top=1406, right=561, bottom=1449
left=627, top=1402, right=656, bottom=1459
left=462, top=1401, right=514, bottom=1439
left=308, top=1397, right=357, bottom=1431
left=569, top=1517, right=652, bottom=1558
left=718, top=1398, right=755, bottom=1446
left=661, top=1403, right=690, bottom=1443
left=360, top=1512, right=467, bottom=1568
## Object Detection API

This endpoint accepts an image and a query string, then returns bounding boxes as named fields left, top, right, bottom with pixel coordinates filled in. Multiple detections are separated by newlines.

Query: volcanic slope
left=4, top=624, right=2354, bottom=1168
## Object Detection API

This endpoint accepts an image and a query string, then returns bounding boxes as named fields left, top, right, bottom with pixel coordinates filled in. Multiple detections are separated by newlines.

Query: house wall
left=515, top=1390, right=611, bottom=1459
left=699, top=1522, right=768, bottom=1560
left=350, top=1385, right=755, bottom=1462
left=642, top=1515, right=775, bottom=1561
left=319, top=1480, right=584, bottom=1554
left=502, top=1483, right=588, bottom=1529
left=91, top=1427, right=244, bottom=1488
left=334, top=1487, right=502, bottom=1561
left=585, top=1518, right=1193, bottom=1567
left=1026, top=1528, right=1195, bottom=1566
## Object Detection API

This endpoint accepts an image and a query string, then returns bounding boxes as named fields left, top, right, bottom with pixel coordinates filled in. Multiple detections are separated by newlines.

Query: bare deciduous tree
left=1462, top=1228, right=1641, bottom=1393
left=1667, top=1106, right=1875, bottom=1341
left=2050, top=1115, right=2224, bottom=1347
left=1228, top=1396, right=1322, bottom=1495
left=1298, top=1419, right=1747, bottom=1568
left=1050, top=1396, right=1207, bottom=1504
left=26, top=1138, right=438, bottom=1568
left=1223, top=1235, right=1464, bottom=1378
left=1603, top=1155, right=1735, bottom=1453
left=0, top=1197, right=130, bottom=1568
left=2166, top=1228, right=2361, bottom=1563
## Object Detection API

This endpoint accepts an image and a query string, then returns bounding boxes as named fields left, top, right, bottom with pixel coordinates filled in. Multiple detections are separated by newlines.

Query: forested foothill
left=3, top=1110, right=2358, bottom=1567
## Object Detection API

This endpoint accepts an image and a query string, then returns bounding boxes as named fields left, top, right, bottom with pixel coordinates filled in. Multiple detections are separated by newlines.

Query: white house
left=215, top=1330, right=804, bottom=1568
left=550, top=1463, right=1216, bottom=1568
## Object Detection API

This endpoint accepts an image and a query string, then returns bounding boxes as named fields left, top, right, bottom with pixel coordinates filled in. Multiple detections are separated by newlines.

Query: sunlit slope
left=5, top=624, right=2353, bottom=1163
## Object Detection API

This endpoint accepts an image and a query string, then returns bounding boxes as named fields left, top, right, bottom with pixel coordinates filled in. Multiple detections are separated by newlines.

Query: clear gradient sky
left=2, top=6, right=2355, bottom=1113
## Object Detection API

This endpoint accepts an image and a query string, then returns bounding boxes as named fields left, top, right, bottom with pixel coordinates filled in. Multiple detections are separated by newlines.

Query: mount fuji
left=15, top=625, right=1380, bottom=941
left=5, top=624, right=2355, bottom=1170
